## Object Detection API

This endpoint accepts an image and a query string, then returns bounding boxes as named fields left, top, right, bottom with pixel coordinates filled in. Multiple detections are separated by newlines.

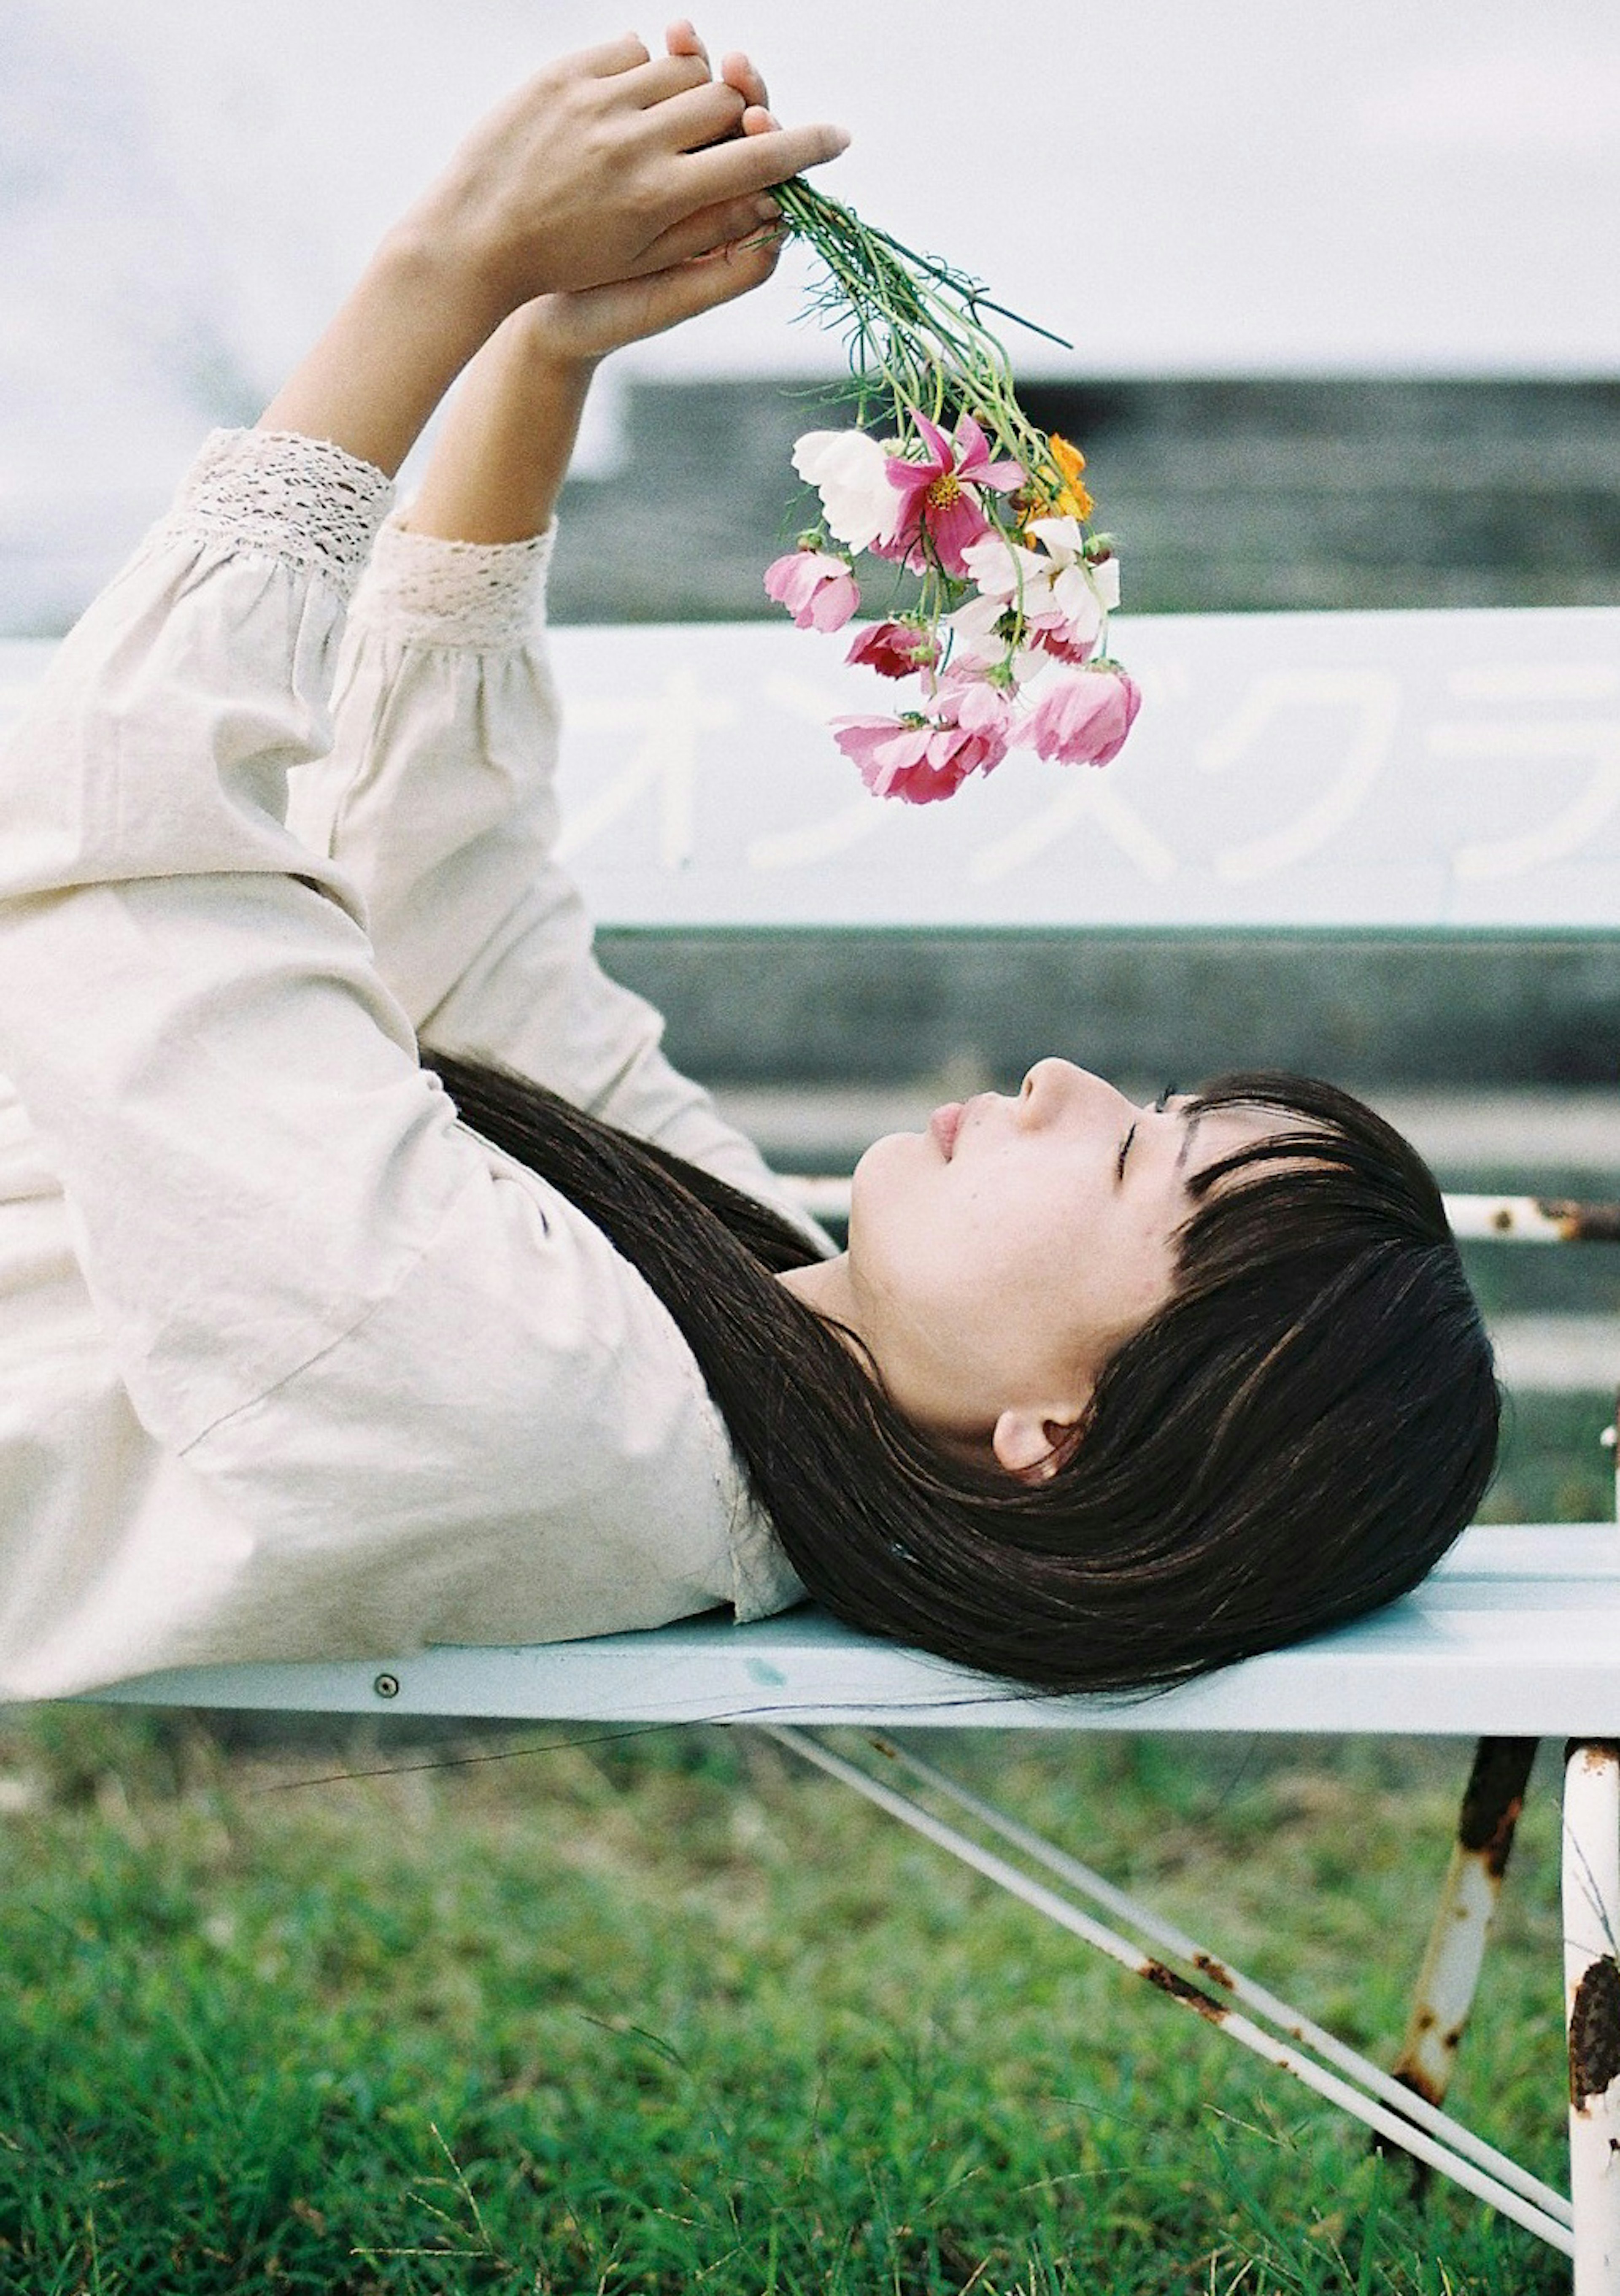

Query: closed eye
left=1120, top=1085, right=1175, bottom=1180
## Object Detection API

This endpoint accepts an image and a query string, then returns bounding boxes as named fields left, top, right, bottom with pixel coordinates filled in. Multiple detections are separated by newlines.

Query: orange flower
left=1046, top=433, right=1095, bottom=522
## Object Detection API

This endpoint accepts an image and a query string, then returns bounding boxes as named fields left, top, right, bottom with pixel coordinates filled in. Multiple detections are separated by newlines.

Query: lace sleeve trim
left=349, top=512, right=558, bottom=650
left=162, top=429, right=394, bottom=601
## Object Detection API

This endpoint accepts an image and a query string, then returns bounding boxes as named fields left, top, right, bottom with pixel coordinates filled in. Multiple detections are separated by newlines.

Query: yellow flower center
left=925, top=473, right=963, bottom=508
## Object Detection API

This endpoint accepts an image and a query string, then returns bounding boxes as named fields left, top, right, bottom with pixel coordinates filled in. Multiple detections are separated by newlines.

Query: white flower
left=942, top=588, right=1012, bottom=667
left=791, top=429, right=899, bottom=554
left=961, top=530, right=1051, bottom=608
left=961, top=521, right=1116, bottom=666
left=943, top=588, right=1049, bottom=690
left=1026, top=518, right=1121, bottom=615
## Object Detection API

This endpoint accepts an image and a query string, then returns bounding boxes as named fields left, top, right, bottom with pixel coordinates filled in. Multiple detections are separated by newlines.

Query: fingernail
left=755, top=194, right=780, bottom=221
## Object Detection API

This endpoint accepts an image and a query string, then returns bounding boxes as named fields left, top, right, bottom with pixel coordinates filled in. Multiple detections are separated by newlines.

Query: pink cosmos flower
left=833, top=685, right=1010, bottom=804
left=845, top=620, right=938, bottom=679
left=763, top=548, right=860, bottom=632
left=1023, top=666, right=1142, bottom=767
left=1026, top=612, right=1099, bottom=667
left=936, top=668, right=1015, bottom=741
left=883, top=412, right=1024, bottom=577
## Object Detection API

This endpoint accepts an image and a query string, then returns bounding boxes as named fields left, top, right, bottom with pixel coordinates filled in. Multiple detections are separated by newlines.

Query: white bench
left=6, top=605, right=1620, bottom=2282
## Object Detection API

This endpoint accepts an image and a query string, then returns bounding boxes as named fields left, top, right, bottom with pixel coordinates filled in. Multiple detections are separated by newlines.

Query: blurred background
left=4, top=0, right=1618, bottom=1512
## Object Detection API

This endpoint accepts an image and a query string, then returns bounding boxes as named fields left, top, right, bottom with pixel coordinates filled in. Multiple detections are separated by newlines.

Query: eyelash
left=1118, top=1085, right=1177, bottom=1179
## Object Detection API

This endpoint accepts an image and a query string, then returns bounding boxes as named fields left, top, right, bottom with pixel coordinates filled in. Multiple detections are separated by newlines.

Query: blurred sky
left=8, top=0, right=1620, bottom=527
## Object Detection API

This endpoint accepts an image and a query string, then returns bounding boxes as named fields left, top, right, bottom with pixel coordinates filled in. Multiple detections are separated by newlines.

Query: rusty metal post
left=1391, top=1737, right=1539, bottom=2112
left=1566, top=1740, right=1620, bottom=2293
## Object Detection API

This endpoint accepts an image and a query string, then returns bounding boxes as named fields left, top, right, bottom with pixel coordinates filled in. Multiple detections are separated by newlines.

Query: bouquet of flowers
left=762, top=180, right=1139, bottom=804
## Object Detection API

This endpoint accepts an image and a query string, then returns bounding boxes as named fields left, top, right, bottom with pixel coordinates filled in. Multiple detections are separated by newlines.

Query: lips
left=929, top=1102, right=964, bottom=1159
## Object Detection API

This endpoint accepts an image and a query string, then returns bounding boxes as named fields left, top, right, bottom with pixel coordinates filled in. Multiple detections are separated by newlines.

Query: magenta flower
left=882, top=412, right=1025, bottom=577
left=845, top=620, right=938, bottom=680
left=833, top=687, right=1010, bottom=804
left=1024, top=666, right=1142, bottom=767
left=763, top=548, right=860, bottom=632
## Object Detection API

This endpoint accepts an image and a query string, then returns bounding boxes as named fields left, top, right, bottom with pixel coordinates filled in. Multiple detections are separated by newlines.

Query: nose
left=1017, top=1059, right=1136, bottom=1125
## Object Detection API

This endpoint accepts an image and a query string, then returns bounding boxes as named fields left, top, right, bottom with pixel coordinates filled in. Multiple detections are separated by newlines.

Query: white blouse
left=0, top=427, right=815, bottom=1702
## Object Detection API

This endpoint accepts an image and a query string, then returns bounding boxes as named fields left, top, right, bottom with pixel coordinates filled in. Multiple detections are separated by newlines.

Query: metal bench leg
left=1392, top=1736, right=1539, bottom=2112
left=1566, top=1739, right=1620, bottom=2293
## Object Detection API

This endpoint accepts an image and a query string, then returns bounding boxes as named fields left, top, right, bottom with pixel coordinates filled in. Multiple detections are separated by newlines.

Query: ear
left=991, top=1402, right=1088, bottom=1484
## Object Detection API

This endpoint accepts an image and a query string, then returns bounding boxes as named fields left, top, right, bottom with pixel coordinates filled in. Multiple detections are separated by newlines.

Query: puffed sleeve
left=288, top=512, right=832, bottom=1252
left=0, top=429, right=793, bottom=1667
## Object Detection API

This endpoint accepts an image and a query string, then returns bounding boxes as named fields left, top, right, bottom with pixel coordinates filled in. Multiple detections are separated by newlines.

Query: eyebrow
left=1174, top=1105, right=1204, bottom=1179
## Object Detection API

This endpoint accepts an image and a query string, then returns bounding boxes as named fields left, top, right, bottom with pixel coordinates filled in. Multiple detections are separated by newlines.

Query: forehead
left=1181, top=1101, right=1300, bottom=1180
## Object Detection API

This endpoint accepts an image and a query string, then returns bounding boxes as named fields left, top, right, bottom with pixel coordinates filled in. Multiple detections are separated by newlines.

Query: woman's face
left=836, top=1061, right=1281, bottom=1475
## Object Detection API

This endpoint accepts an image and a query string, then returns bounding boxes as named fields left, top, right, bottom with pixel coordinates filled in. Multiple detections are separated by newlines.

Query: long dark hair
left=424, top=1052, right=1498, bottom=1695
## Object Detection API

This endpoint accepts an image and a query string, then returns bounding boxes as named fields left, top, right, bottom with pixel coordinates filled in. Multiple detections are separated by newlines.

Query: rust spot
left=1193, top=1951, right=1235, bottom=1992
left=1567, top=1740, right=1620, bottom=1775
left=1540, top=1197, right=1620, bottom=1244
left=1491, top=1206, right=1514, bottom=1233
left=1570, top=1957, right=1620, bottom=2111
left=1457, top=1737, right=1537, bottom=1876
left=1143, top=1959, right=1229, bottom=2026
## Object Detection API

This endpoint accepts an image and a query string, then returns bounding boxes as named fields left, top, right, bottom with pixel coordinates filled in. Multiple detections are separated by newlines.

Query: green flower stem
left=775, top=178, right=1070, bottom=496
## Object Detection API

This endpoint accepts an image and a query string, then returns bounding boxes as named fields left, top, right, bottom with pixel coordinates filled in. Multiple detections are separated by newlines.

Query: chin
left=848, top=1128, right=924, bottom=1230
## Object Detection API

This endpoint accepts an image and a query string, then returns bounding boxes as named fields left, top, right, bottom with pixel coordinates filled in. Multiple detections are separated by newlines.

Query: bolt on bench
left=5, top=604, right=1620, bottom=2283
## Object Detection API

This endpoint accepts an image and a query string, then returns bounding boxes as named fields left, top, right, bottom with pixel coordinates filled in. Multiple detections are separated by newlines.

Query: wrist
left=501, top=300, right=604, bottom=385
left=367, top=222, right=511, bottom=368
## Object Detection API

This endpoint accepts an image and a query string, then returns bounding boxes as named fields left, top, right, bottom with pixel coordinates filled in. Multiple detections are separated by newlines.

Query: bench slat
left=84, top=1522, right=1620, bottom=1736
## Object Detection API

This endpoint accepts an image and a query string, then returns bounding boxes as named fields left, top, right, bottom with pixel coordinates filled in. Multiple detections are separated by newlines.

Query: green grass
left=0, top=1708, right=1578, bottom=2295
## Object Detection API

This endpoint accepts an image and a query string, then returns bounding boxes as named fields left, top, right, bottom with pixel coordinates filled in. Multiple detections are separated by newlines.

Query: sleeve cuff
left=348, top=509, right=558, bottom=649
left=164, top=429, right=395, bottom=601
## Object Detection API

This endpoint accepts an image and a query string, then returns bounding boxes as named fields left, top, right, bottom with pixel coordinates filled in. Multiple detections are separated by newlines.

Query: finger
left=643, top=77, right=747, bottom=152
left=637, top=233, right=785, bottom=332
left=664, top=17, right=709, bottom=66
left=621, top=49, right=713, bottom=105
left=683, top=231, right=785, bottom=307
left=575, top=32, right=653, bottom=77
left=679, top=117, right=848, bottom=202
left=719, top=48, right=769, bottom=112
left=735, top=122, right=783, bottom=222
left=646, top=190, right=785, bottom=270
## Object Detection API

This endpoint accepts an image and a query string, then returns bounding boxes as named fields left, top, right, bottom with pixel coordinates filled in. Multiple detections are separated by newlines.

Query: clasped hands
left=406, top=20, right=848, bottom=365
left=260, top=23, right=844, bottom=496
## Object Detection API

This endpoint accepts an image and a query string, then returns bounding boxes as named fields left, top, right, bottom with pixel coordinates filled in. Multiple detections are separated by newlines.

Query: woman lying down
left=0, top=25, right=1497, bottom=1705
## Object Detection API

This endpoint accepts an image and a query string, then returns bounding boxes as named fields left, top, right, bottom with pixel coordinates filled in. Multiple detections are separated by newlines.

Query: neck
left=778, top=1250, right=862, bottom=1341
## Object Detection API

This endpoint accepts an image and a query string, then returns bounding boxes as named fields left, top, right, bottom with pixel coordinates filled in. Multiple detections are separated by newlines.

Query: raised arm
left=289, top=37, right=830, bottom=1230
left=259, top=30, right=835, bottom=480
